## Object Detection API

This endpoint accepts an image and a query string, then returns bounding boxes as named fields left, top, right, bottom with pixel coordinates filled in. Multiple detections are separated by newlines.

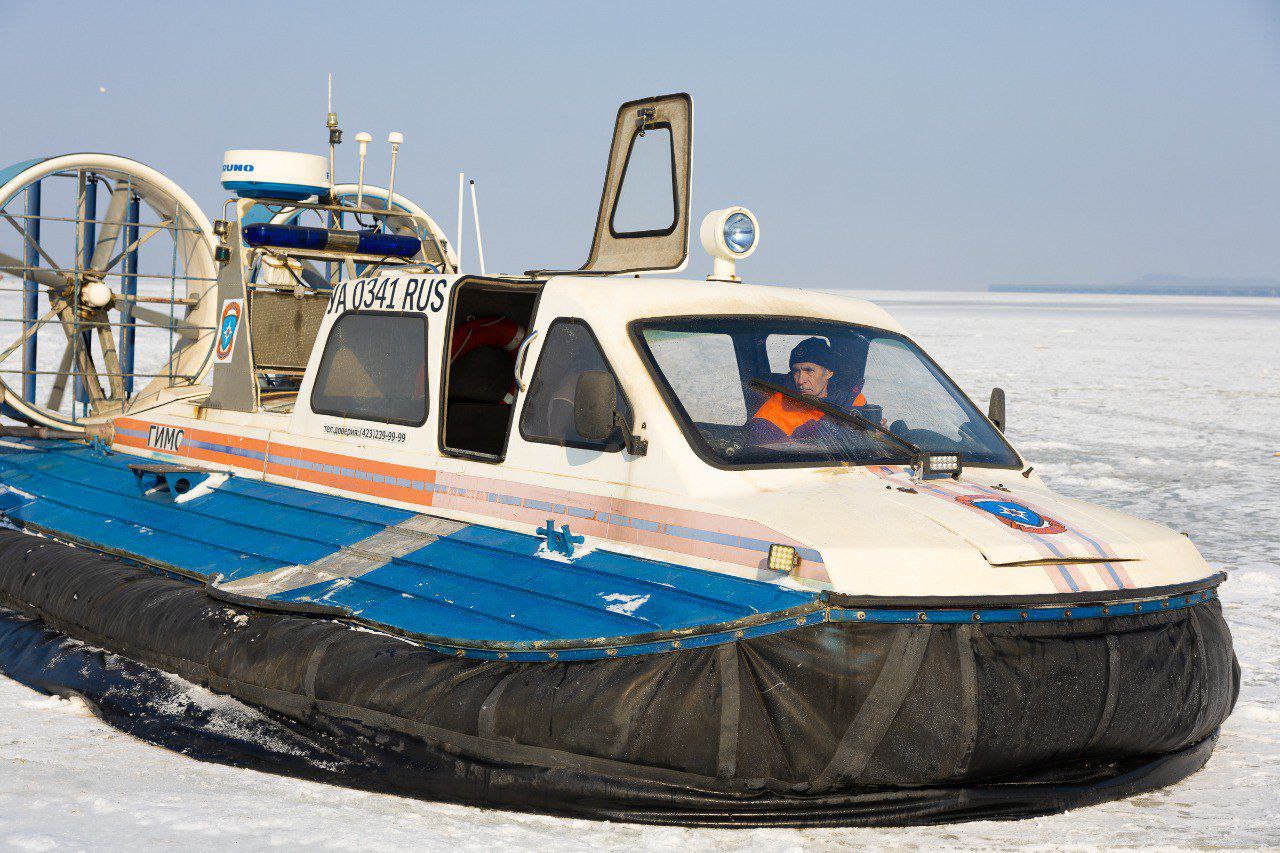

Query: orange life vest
left=752, top=389, right=868, bottom=437
left=753, top=392, right=823, bottom=436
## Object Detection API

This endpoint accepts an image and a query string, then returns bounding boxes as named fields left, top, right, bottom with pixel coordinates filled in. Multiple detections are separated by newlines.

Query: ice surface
left=1, top=292, right=1278, bottom=849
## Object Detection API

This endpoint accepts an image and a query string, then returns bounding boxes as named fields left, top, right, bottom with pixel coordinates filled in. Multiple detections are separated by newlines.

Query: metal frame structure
left=203, top=188, right=457, bottom=415
left=0, top=154, right=218, bottom=431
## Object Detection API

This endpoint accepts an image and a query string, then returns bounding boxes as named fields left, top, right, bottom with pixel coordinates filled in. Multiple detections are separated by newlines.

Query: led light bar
left=241, top=223, right=421, bottom=258
left=917, top=452, right=962, bottom=480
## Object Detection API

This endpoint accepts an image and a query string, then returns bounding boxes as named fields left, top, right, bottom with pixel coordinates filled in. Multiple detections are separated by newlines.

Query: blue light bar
left=357, top=230, right=423, bottom=258
left=241, top=224, right=421, bottom=258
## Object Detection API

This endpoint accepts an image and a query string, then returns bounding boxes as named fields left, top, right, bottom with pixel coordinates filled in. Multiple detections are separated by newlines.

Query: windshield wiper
left=748, top=378, right=921, bottom=459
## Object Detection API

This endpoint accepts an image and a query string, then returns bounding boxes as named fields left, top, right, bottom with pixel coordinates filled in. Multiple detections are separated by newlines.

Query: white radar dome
left=221, top=150, right=331, bottom=201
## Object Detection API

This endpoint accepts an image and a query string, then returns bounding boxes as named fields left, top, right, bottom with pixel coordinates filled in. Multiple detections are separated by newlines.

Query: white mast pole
left=455, top=172, right=465, bottom=274
left=469, top=179, right=485, bottom=276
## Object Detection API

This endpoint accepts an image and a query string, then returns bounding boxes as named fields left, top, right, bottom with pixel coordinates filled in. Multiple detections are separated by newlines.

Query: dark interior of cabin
left=441, top=281, right=540, bottom=459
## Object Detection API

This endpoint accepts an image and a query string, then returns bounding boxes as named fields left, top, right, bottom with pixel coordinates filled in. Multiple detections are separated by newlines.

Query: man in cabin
left=748, top=337, right=867, bottom=444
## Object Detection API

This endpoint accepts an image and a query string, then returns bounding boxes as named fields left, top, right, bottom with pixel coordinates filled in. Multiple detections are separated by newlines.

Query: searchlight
left=700, top=206, right=759, bottom=282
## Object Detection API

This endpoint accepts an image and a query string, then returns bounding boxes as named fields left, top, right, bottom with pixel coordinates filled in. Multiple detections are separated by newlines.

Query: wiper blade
left=749, top=378, right=921, bottom=459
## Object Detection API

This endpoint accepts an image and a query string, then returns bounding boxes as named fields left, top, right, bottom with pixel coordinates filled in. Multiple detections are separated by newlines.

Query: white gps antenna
left=354, top=131, right=372, bottom=209
left=386, top=131, right=404, bottom=214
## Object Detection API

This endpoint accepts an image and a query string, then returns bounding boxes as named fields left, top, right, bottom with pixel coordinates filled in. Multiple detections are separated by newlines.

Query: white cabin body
left=110, top=272, right=1214, bottom=600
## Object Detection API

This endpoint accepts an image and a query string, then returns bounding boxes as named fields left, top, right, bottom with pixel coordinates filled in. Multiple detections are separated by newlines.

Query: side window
left=520, top=320, right=632, bottom=452
left=310, top=312, right=427, bottom=426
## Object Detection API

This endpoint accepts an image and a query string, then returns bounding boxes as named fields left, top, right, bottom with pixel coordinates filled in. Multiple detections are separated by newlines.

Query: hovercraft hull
left=0, top=542, right=1238, bottom=826
left=0, top=600, right=1225, bottom=827
left=0, top=441, right=1239, bottom=826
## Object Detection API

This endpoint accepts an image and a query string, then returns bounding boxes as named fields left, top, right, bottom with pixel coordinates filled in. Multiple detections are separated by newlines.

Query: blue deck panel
left=273, top=525, right=808, bottom=643
left=0, top=442, right=411, bottom=580
left=0, top=441, right=816, bottom=644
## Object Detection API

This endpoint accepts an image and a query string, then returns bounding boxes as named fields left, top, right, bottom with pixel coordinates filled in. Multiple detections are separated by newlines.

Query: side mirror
left=988, top=387, right=1006, bottom=432
left=574, top=371, right=619, bottom=441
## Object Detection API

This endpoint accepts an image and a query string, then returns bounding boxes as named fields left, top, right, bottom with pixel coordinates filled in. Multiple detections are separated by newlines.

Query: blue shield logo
left=954, top=495, right=1066, bottom=534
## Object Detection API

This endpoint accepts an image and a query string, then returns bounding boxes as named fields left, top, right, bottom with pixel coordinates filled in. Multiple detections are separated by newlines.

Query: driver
left=749, top=337, right=867, bottom=442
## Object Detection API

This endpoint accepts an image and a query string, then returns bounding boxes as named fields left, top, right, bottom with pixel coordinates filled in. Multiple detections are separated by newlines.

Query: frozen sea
left=1, top=291, right=1277, bottom=850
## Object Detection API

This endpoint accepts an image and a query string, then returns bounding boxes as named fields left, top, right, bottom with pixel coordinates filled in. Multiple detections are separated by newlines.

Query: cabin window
left=633, top=317, right=1022, bottom=470
left=861, top=337, right=975, bottom=440
left=310, top=312, right=428, bottom=426
left=609, top=124, right=677, bottom=237
left=519, top=319, right=632, bottom=452
left=641, top=329, right=746, bottom=425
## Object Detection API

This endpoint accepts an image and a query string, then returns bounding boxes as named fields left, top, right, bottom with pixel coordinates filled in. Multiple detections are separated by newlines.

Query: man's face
left=792, top=361, right=833, bottom=397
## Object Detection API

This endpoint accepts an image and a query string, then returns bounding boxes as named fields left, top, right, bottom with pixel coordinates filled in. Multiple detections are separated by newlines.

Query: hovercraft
left=0, top=92, right=1237, bottom=827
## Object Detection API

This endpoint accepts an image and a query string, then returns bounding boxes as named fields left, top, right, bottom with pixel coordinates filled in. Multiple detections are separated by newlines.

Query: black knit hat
left=789, top=337, right=839, bottom=372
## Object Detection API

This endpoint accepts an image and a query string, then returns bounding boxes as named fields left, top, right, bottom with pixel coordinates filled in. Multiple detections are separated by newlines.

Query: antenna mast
left=325, top=74, right=342, bottom=191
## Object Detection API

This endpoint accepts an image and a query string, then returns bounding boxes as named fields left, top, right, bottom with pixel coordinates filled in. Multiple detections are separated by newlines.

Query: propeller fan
left=0, top=154, right=216, bottom=430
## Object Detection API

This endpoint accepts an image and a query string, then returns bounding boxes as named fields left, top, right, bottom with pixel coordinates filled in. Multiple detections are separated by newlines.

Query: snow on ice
left=1, top=292, right=1277, bottom=849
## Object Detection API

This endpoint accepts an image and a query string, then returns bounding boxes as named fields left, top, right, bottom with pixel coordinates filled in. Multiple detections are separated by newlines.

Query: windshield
left=633, top=317, right=1021, bottom=469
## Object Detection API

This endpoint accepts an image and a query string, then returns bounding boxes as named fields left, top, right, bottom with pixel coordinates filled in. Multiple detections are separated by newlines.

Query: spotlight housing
left=700, top=206, right=759, bottom=281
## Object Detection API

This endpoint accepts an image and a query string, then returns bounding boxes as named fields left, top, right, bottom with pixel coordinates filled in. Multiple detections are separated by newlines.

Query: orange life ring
left=449, top=316, right=526, bottom=404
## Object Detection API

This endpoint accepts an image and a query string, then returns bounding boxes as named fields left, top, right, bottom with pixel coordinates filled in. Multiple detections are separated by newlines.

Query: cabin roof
left=540, top=275, right=909, bottom=335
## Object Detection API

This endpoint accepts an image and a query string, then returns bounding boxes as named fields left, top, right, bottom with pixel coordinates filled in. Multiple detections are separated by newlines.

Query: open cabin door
left=533, top=93, right=693, bottom=276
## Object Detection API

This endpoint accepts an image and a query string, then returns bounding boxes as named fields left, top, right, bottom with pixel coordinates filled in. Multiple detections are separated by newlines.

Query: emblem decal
left=954, top=495, right=1066, bottom=535
left=214, top=299, right=244, bottom=363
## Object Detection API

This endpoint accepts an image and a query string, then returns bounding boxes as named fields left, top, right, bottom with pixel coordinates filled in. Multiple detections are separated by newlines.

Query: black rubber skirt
left=0, top=530, right=1239, bottom=827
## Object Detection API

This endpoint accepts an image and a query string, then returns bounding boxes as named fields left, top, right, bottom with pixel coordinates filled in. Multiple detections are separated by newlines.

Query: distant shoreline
left=990, top=285, right=1280, bottom=298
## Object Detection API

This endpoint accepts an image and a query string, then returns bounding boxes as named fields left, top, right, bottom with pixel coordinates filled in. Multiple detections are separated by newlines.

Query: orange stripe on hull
left=112, top=417, right=830, bottom=584
left=266, top=443, right=437, bottom=508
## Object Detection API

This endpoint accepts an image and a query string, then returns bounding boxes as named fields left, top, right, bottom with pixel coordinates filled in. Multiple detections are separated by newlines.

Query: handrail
left=513, top=329, right=540, bottom=393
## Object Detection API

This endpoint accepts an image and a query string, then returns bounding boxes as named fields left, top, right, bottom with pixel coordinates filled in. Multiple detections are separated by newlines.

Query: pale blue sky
left=1, top=0, right=1278, bottom=289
